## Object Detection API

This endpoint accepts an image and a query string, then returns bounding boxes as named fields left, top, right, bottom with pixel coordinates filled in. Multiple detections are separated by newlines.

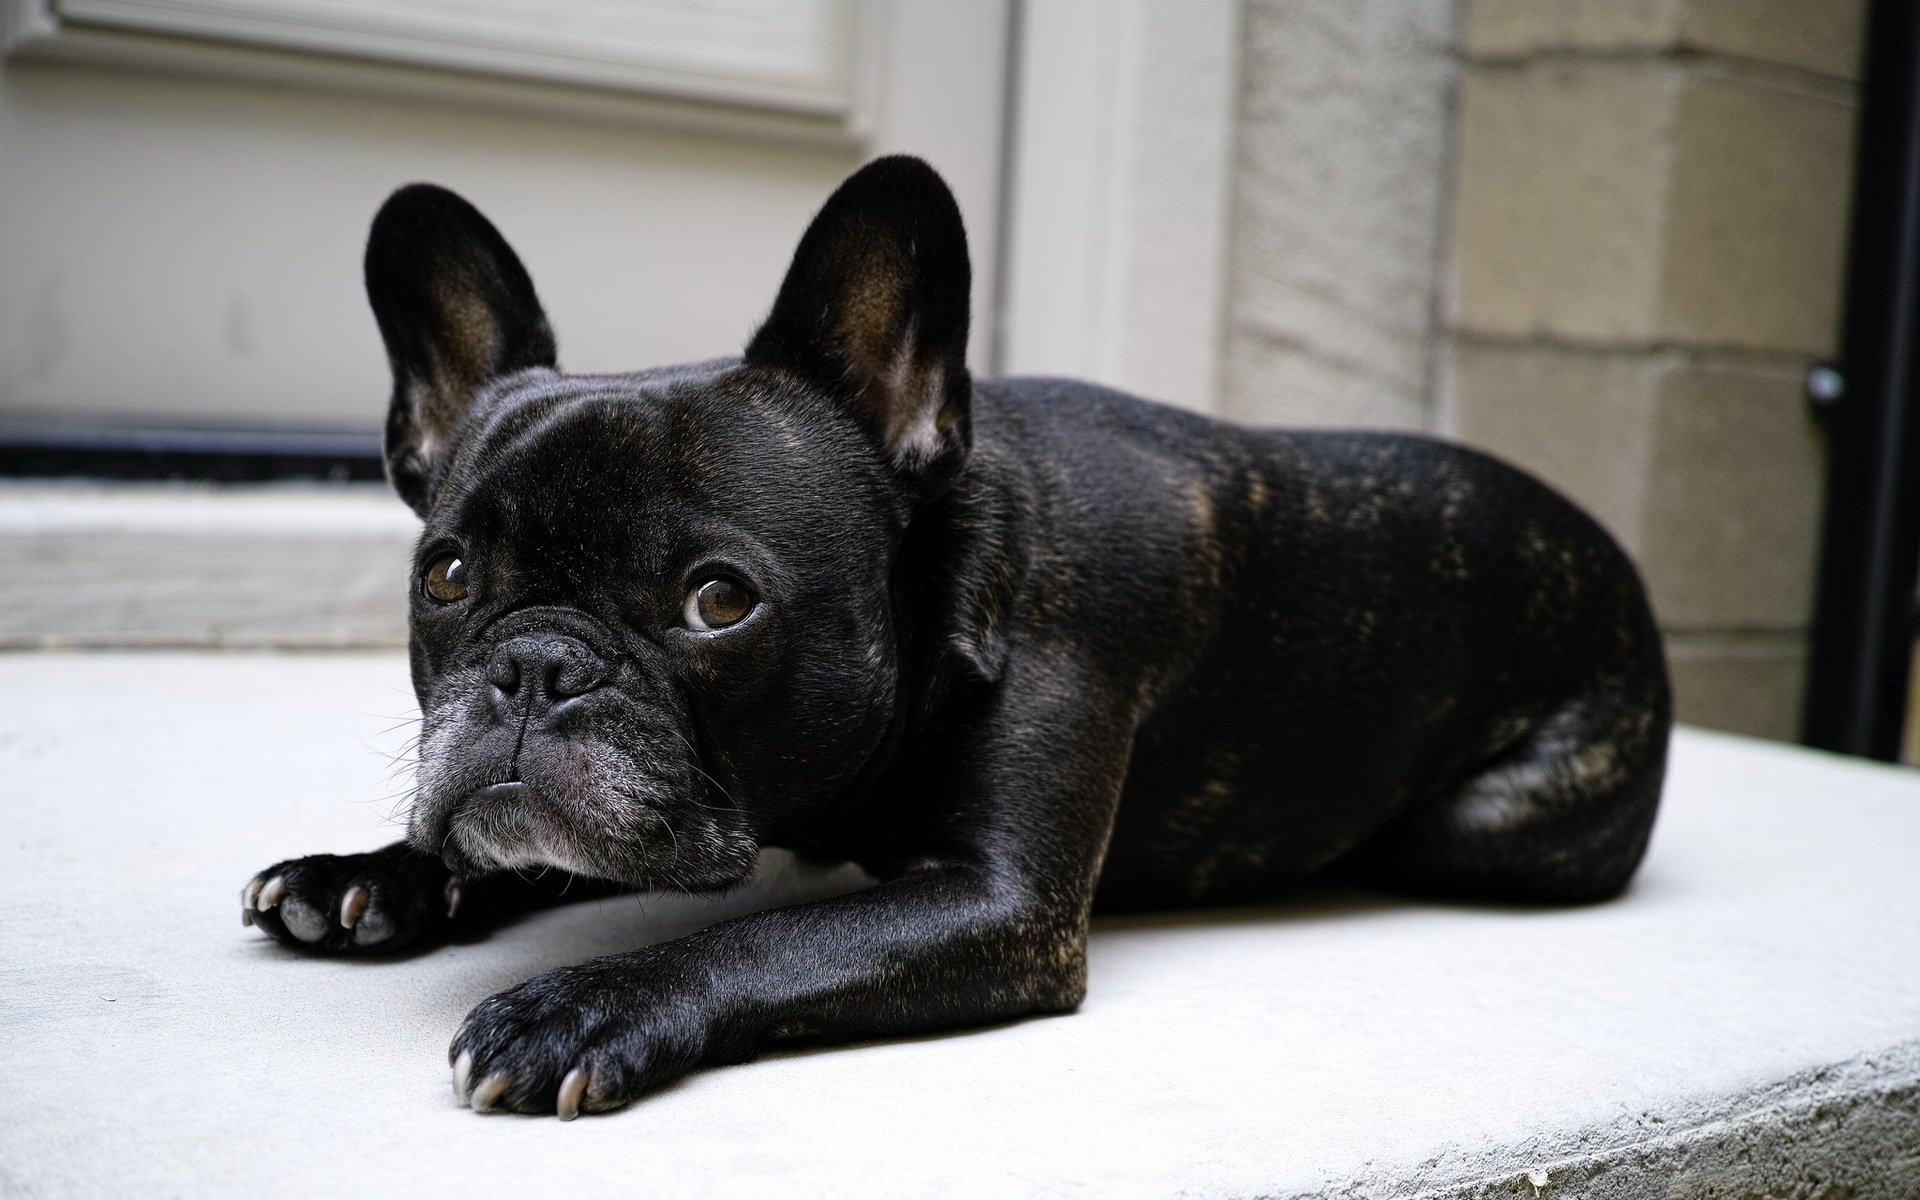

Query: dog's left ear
left=745, top=155, right=972, bottom=498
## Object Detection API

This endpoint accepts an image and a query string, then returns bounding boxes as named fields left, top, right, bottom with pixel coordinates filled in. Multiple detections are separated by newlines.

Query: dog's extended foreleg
left=447, top=666, right=1131, bottom=1117
left=447, top=865, right=1083, bottom=1115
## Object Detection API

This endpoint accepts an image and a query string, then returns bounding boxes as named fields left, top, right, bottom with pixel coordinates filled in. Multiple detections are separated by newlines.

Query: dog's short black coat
left=242, top=156, right=1671, bottom=1118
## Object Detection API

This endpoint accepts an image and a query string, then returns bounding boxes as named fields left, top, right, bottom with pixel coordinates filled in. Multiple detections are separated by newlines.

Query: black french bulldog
left=241, top=156, right=1670, bottom=1119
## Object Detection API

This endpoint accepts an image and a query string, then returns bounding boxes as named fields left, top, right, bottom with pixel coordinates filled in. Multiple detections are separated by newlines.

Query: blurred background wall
left=0, top=0, right=1871, bottom=745
left=0, top=3, right=1009, bottom=427
left=1444, top=0, right=1861, bottom=744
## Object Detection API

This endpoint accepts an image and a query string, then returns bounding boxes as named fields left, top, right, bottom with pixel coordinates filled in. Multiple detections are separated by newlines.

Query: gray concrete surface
left=2, top=652, right=1916, bottom=1198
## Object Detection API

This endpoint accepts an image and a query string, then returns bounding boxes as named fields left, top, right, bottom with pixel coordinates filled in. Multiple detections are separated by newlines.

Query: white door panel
left=0, top=0, right=1007, bottom=429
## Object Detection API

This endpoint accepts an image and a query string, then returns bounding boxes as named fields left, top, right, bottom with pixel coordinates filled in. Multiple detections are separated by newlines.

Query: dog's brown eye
left=423, top=555, right=470, bottom=603
left=685, top=578, right=754, bottom=631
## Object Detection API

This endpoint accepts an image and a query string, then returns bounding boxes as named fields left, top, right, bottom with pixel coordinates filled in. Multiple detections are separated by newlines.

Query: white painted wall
left=0, top=1, right=1008, bottom=430
left=998, top=0, right=1241, bottom=415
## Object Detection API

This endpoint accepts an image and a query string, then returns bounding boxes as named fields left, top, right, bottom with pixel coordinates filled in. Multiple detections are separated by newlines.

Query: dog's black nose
left=487, top=635, right=608, bottom=711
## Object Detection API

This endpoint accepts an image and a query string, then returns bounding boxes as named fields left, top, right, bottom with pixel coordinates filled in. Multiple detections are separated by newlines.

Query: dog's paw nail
left=278, top=896, right=328, bottom=943
left=444, top=880, right=462, bottom=921
left=339, top=885, right=370, bottom=929
left=241, top=879, right=263, bottom=911
left=340, top=883, right=395, bottom=945
left=257, top=876, right=286, bottom=911
left=240, top=907, right=254, bottom=928
left=451, top=1050, right=474, bottom=1105
left=469, top=1072, right=511, bottom=1113
left=556, top=1066, right=588, bottom=1121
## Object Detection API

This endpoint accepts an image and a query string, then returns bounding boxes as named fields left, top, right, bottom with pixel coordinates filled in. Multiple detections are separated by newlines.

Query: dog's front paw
left=241, top=845, right=456, bottom=953
left=451, top=954, right=717, bottom=1119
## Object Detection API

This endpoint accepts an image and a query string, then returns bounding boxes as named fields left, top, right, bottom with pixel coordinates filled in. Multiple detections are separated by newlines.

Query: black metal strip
left=1803, top=0, right=1920, bottom=759
left=0, top=420, right=385, bottom=484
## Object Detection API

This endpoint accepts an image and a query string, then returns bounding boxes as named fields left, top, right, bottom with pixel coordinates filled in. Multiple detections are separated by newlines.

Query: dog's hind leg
left=1335, top=682, right=1671, bottom=904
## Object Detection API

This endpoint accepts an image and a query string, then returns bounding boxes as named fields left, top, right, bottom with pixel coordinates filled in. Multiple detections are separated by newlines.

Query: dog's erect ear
left=364, top=184, right=556, bottom=515
left=745, top=155, right=973, bottom=496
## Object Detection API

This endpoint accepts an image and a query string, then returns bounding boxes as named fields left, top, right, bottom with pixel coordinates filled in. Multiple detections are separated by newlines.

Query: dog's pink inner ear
left=862, top=326, right=957, bottom=467
left=428, top=283, right=504, bottom=407
left=830, top=259, right=960, bottom=468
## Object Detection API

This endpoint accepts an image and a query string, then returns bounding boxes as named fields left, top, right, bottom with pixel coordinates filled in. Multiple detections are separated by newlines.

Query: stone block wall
left=1441, top=0, right=1867, bottom=740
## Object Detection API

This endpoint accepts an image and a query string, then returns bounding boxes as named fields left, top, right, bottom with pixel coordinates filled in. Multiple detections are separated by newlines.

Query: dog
left=241, top=155, right=1671, bottom=1119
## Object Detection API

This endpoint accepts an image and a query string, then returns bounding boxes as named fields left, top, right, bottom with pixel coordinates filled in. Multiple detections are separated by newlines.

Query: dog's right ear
left=364, top=184, right=556, bottom=515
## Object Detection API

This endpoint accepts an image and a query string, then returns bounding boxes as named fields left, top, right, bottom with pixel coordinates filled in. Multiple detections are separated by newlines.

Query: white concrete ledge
left=0, top=482, right=416, bottom=647
left=2, top=651, right=1916, bottom=1198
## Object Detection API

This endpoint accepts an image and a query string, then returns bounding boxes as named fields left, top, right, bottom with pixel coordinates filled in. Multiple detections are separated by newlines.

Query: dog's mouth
left=464, top=780, right=531, bottom=812
left=439, top=779, right=595, bottom=878
left=415, top=751, right=761, bottom=892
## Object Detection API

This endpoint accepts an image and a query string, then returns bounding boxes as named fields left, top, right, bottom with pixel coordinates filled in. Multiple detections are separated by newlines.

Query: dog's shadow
left=405, top=848, right=1645, bottom=1046
left=447, top=850, right=878, bottom=996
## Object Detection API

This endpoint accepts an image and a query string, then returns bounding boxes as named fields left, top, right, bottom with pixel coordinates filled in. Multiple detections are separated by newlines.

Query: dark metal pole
left=1804, top=0, right=1920, bottom=758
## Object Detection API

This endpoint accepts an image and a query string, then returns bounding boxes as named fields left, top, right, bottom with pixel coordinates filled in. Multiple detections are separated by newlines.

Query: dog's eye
left=684, top=578, right=754, bottom=631
left=423, top=555, right=470, bottom=603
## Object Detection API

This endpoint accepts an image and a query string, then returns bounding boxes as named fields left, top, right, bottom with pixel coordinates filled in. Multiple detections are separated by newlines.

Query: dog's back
left=977, top=377, right=1671, bottom=911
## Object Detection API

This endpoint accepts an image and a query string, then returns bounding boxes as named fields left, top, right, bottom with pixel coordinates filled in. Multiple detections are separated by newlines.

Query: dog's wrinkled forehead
left=425, top=361, right=895, bottom=586
left=444, top=360, right=720, bottom=502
